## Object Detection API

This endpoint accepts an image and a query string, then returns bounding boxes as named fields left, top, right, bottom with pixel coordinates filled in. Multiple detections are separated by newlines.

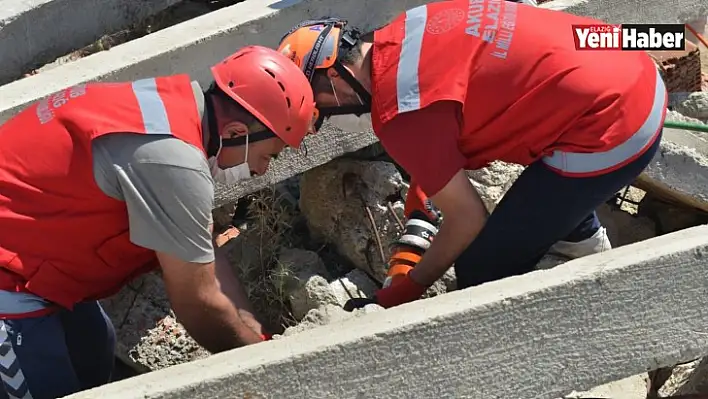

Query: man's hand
left=406, top=169, right=487, bottom=289
left=157, top=251, right=264, bottom=353
left=373, top=270, right=429, bottom=309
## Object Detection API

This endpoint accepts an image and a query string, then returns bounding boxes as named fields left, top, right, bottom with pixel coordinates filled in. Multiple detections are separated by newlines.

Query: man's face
left=316, top=74, right=362, bottom=109
left=218, top=137, right=286, bottom=176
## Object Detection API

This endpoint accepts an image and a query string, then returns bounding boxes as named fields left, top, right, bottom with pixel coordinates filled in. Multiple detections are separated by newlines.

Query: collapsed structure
left=0, top=0, right=707, bottom=397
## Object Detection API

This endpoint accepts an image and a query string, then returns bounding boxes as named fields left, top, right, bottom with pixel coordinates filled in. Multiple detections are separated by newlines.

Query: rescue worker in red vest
left=277, top=1, right=666, bottom=308
left=0, top=45, right=316, bottom=399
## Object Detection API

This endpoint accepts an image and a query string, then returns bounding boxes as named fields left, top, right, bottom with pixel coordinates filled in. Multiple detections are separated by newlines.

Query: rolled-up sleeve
left=376, top=100, right=466, bottom=197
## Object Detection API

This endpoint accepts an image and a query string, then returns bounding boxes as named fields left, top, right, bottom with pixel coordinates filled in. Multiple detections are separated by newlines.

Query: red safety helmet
left=211, top=45, right=318, bottom=148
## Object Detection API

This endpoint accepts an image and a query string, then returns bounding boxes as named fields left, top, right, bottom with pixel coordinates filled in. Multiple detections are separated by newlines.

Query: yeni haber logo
left=572, top=24, right=686, bottom=51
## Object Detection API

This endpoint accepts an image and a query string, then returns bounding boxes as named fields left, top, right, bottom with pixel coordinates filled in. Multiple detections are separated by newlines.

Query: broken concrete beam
left=0, top=0, right=182, bottom=86
left=214, top=126, right=377, bottom=208
left=634, top=128, right=708, bottom=213
left=69, top=224, right=708, bottom=399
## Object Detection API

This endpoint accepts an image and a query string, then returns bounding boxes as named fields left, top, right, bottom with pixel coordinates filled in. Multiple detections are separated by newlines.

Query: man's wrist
left=409, top=260, right=440, bottom=287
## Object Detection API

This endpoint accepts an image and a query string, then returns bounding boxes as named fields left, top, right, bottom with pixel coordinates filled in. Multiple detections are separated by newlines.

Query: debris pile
left=98, top=67, right=708, bottom=399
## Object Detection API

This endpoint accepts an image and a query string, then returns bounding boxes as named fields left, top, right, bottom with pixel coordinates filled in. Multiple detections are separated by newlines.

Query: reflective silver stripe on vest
left=542, top=67, right=666, bottom=175
left=0, top=292, right=50, bottom=315
left=0, top=321, right=32, bottom=399
left=131, top=78, right=172, bottom=134
left=396, top=5, right=428, bottom=114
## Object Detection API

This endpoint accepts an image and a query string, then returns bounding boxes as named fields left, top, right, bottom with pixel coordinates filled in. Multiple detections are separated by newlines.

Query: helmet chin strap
left=314, top=63, right=371, bottom=130
left=205, top=83, right=277, bottom=154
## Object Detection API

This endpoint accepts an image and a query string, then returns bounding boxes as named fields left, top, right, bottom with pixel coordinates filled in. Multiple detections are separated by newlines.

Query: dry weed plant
left=229, top=187, right=300, bottom=332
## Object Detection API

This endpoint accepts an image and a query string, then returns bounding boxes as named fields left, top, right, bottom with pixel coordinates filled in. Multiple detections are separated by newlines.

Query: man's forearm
left=409, top=209, right=486, bottom=286
left=213, top=240, right=264, bottom=334
left=182, top=292, right=264, bottom=353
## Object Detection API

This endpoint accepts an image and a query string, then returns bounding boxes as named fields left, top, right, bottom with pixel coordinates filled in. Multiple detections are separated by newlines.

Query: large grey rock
left=467, top=161, right=525, bottom=212
left=299, top=159, right=406, bottom=282
left=669, top=92, right=708, bottom=121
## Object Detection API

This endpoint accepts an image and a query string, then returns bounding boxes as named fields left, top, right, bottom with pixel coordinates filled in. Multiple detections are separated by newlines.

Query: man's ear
left=222, top=121, right=249, bottom=138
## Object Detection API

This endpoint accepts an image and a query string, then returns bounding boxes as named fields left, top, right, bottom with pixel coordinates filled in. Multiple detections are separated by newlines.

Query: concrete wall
left=65, top=225, right=708, bottom=399
left=0, top=0, right=182, bottom=86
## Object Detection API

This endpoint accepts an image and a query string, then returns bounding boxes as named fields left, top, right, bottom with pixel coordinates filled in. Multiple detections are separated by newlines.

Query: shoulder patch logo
left=426, top=8, right=465, bottom=35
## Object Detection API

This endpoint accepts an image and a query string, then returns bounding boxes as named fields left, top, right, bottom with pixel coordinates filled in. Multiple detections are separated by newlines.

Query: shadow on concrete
left=268, top=0, right=302, bottom=10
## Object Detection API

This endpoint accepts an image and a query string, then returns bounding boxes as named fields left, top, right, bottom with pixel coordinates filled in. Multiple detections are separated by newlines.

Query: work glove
left=343, top=271, right=429, bottom=311
left=374, top=271, right=429, bottom=308
left=261, top=332, right=273, bottom=341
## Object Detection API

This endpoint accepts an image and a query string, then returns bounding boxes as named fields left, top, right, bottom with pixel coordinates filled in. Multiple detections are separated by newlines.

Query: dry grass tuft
left=226, top=187, right=300, bottom=332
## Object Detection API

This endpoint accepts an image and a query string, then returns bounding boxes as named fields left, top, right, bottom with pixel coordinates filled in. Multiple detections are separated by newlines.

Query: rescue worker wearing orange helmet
left=278, top=1, right=666, bottom=308
left=0, top=45, right=316, bottom=399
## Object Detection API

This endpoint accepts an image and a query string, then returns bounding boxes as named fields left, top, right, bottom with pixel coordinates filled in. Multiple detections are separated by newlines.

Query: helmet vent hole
left=228, top=81, right=234, bottom=88
left=277, top=81, right=285, bottom=92
left=286, top=97, right=291, bottom=108
left=286, top=127, right=291, bottom=132
left=264, top=68, right=276, bottom=78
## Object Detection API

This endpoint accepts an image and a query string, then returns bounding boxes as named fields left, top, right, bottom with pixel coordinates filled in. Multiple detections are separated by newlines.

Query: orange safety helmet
left=278, top=18, right=372, bottom=129
left=210, top=45, right=318, bottom=149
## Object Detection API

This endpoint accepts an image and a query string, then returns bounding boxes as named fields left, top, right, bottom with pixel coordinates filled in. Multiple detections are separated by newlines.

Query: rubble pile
left=99, top=100, right=708, bottom=396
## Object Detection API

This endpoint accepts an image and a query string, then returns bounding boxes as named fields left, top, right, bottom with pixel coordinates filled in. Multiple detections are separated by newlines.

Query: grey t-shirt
left=91, top=81, right=215, bottom=264
left=0, top=81, right=216, bottom=315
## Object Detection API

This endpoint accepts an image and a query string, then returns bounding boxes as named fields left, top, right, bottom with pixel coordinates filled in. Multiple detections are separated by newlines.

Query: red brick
left=650, top=41, right=703, bottom=93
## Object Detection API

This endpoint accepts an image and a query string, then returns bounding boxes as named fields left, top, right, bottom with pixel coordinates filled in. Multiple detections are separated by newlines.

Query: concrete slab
left=0, top=0, right=181, bottom=86
left=635, top=128, right=708, bottom=212
left=67, top=225, right=708, bottom=399
left=0, top=0, right=705, bottom=207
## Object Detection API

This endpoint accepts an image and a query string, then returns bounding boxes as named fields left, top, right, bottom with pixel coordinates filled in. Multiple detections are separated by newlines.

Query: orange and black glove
left=373, top=270, right=429, bottom=309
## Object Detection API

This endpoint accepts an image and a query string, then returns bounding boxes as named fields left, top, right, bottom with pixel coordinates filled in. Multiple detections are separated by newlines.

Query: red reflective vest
left=371, top=0, right=666, bottom=177
left=0, top=75, right=204, bottom=309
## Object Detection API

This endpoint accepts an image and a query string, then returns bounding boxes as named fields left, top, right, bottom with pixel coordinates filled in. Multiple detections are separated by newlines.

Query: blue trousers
left=0, top=302, right=115, bottom=399
left=455, top=130, right=663, bottom=289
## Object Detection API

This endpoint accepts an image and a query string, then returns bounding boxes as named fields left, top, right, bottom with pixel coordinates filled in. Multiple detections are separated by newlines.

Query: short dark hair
left=312, top=30, right=374, bottom=95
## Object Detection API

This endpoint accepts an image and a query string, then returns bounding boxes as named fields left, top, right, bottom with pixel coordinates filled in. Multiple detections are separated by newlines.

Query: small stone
left=276, top=249, right=340, bottom=320
left=329, top=269, right=379, bottom=306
